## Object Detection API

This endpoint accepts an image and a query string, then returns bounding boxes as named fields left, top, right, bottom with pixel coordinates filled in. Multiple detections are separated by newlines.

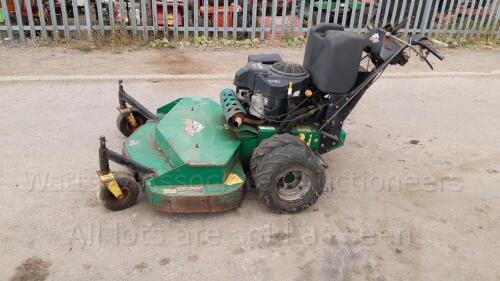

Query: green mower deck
left=125, top=97, right=246, bottom=213
left=97, top=86, right=345, bottom=213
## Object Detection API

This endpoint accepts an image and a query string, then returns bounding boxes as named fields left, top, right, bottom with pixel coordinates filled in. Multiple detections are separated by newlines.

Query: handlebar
left=410, top=35, right=445, bottom=61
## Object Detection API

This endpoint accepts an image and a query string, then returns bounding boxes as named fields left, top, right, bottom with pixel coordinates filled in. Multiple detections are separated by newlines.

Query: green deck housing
left=122, top=91, right=346, bottom=213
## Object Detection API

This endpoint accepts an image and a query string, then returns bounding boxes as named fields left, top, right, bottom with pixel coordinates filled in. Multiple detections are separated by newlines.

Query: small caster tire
left=116, top=110, right=147, bottom=137
left=98, top=172, right=140, bottom=211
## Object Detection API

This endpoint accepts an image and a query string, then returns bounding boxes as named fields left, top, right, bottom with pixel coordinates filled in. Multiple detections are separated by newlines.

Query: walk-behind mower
left=97, top=22, right=443, bottom=213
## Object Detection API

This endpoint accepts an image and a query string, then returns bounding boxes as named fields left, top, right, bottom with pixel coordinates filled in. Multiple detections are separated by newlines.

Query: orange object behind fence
left=199, top=3, right=241, bottom=28
left=259, top=15, right=303, bottom=40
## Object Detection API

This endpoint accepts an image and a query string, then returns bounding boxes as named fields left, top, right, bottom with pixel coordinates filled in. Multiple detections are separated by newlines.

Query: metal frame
left=98, top=136, right=156, bottom=175
left=118, top=80, right=159, bottom=121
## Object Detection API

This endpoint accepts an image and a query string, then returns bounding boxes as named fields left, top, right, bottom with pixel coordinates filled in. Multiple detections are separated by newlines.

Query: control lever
left=385, top=32, right=435, bottom=70
left=410, top=35, right=445, bottom=61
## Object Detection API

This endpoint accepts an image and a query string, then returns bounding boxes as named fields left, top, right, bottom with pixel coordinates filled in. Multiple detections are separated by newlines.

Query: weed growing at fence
left=437, top=32, right=500, bottom=49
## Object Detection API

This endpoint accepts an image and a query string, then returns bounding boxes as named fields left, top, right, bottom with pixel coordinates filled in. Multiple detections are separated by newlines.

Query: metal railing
left=0, top=0, right=499, bottom=43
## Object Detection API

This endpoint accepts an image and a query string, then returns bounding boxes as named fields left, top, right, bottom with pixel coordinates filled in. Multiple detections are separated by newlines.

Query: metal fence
left=0, top=0, right=499, bottom=43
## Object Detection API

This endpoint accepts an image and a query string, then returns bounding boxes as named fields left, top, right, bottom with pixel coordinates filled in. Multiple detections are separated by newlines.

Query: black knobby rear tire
left=254, top=141, right=326, bottom=213
left=116, top=110, right=147, bottom=137
left=250, top=134, right=305, bottom=178
left=99, top=172, right=140, bottom=211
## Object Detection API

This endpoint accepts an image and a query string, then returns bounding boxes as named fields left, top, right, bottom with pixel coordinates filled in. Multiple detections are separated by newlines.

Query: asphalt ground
left=0, top=47, right=499, bottom=281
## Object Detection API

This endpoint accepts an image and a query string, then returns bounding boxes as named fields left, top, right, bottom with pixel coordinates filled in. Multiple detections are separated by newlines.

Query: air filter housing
left=270, top=61, right=308, bottom=77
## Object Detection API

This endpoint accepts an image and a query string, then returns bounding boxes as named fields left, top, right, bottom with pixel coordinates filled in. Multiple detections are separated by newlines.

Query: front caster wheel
left=116, top=110, right=147, bottom=137
left=98, top=172, right=140, bottom=211
left=254, top=142, right=325, bottom=213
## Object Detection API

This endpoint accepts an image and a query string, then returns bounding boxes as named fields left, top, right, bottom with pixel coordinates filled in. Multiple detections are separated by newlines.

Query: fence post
left=463, top=0, right=478, bottom=36
left=341, top=0, right=348, bottom=27
left=242, top=0, right=248, bottom=34
left=173, top=0, right=178, bottom=40
left=120, top=0, right=126, bottom=33
left=0, top=0, right=13, bottom=39
left=163, top=0, right=168, bottom=37
left=357, top=0, right=367, bottom=31
left=316, top=0, right=323, bottom=26
left=25, top=0, right=36, bottom=38
left=291, top=0, right=297, bottom=35
left=109, top=0, right=115, bottom=33
left=433, top=0, right=447, bottom=35
left=449, top=0, right=462, bottom=35
left=260, top=0, right=267, bottom=39
left=84, top=0, right=92, bottom=38
left=493, top=3, right=500, bottom=37
left=390, top=0, right=399, bottom=26
left=469, top=0, right=485, bottom=36
left=152, top=0, right=158, bottom=37
left=130, top=0, right=138, bottom=37
left=72, top=0, right=81, bottom=38
left=298, top=0, right=304, bottom=34
left=397, top=0, right=407, bottom=26
left=270, top=0, right=277, bottom=40
left=183, top=0, right=188, bottom=38
left=49, top=0, right=59, bottom=39
left=251, top=0, right=258, bottom=39
left=306, top=0, right=314, bottom=34
left=232, top=0, right=238, bottom=39
left=60, top=0, right=70, bottom=39
left=14, top=0, right=25, bottom=43
left=483, top=0, right=498, bottom=32
left=141, top=0, right=148, bottom=41
left=456, top=0, right=471, bottom=35
left=476, top=0, right=491, bottom=35
left=96, top=0, right=105, bottom=37
left=204, top=0, right=208, bottom=37
left=35, top=0, right=47, bottom=39
left=333, top=0, right=340, bottom=25
left=404, top=0, right=415, bottom=35
left=223, top=0, right=228, bottom=37
left=412, top=0, right=424, bottom=34
left=325, top=0, right=332, bottom=23
left=193, top=0, right=198, bottom=37
left=349, top=0, right=358, bottom=30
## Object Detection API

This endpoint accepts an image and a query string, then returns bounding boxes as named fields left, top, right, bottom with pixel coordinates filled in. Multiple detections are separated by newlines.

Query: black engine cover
left=234, top=59, right=310, bottom=119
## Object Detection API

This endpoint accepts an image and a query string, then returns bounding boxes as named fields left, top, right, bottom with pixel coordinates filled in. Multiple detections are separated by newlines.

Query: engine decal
left=184, top=119, right=205, bottom=136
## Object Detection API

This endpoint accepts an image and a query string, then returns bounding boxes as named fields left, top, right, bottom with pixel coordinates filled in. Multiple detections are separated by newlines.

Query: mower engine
left=233, top=55, right=311, bottom=120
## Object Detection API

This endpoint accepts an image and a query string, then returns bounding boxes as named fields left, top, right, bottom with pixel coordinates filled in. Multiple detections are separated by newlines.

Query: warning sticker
left=177, top=186, right=204, bottom=193
left=224, top=173, right=244, bottom=185
left=184, top=119, right=205, bottom=136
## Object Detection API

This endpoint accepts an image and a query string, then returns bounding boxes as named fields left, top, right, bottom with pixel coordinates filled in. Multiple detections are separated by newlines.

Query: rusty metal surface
left=151, top=188, right=244, bottom=213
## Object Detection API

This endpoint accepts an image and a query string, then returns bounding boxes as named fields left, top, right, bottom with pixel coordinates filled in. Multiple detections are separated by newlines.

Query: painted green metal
left=121, top=96, right=346, bottom=212
left=237, top=125, right=346, bottom=169
left=123, top=97, right=245, bottom=212
left=145, top=161, right=245, bottom=212
left=156, top=98, right=182, bottom=118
